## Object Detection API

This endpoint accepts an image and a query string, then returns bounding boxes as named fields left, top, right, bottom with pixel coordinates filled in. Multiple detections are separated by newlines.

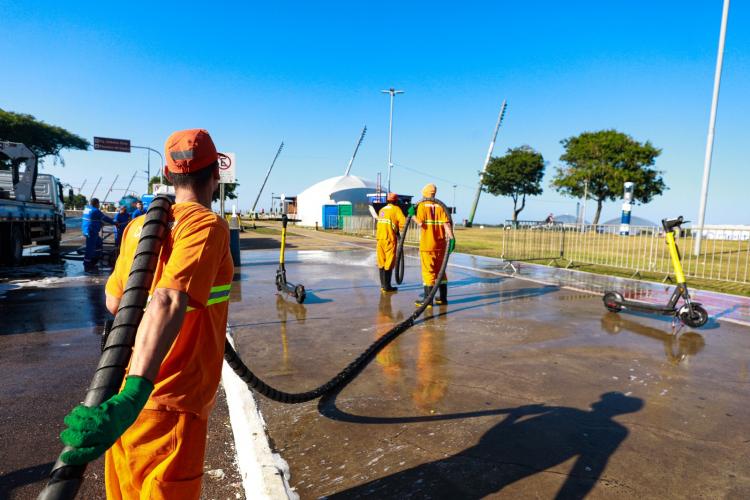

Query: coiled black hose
left=38, top=196, right=172, bottom=500
left=224, top=197, right=454, bottom=404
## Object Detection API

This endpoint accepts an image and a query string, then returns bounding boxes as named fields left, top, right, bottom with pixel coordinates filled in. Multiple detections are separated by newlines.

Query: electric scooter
left=275, top=214, right=306, bottom=304
left=602, top=216, right=709, bottom=328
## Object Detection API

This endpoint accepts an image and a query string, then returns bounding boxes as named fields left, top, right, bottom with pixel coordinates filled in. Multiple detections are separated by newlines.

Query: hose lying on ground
left=38, top=196, right=173, bottom=500
left=224, top=197, right=453, bottom=404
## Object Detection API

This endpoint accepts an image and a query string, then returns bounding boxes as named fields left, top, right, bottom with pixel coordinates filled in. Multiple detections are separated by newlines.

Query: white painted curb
left=222, top=333, right=298, bottom=500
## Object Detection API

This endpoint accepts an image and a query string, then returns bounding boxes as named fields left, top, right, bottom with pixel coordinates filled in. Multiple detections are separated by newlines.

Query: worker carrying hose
left=58, top=129, right=234, bottom=499
left=371, top=192, right=406, bottom=292
left=408, top=184, right=455, bottom=307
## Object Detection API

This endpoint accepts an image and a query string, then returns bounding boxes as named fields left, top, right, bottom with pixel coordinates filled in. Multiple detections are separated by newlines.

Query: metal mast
left=467, top=100, right=507, bottom=227
left=344, top=126, right=367, bottom=176
left=251, top=141, right=284, bottom=213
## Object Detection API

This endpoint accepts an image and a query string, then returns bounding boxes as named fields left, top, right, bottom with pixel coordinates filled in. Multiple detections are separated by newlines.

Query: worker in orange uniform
left=58, top=129, right=234, bottom=500
left=408, top=184, right=455, bottom=307
left=372, top=192, right=406, bottom=292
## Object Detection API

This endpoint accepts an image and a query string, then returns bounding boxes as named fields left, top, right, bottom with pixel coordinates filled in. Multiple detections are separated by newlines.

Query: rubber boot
left=415, top=286, right=433, bottom=308
left=435, top=283, right=448, bottom=305
left=379, top=268, right=386, bottom=292
left=384, top=268, right=398, bottom=292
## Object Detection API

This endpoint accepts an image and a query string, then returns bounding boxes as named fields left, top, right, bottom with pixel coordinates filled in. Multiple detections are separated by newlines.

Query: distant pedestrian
left=545, top=213, right=554, bottom=225
left=113, top=205, right=131, bottom=247
left=131, top=200, right=145, bottom=218
left=82, top=197, right=114, bottom=269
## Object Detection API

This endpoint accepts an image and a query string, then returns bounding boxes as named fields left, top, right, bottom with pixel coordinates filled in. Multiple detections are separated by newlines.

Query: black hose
left=38, top=196, right=173, bottom=500
left=394, top=208, right=412, bottom=285
left=224, top=197, right=454, bottom=404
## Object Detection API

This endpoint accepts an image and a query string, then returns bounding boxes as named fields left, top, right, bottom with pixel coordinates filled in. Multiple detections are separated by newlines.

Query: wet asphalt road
left=0, top=258, right=243, bottom=500
left=3, top=227, right=750, bottom=499
left=229, top=247, right=750, bottom=499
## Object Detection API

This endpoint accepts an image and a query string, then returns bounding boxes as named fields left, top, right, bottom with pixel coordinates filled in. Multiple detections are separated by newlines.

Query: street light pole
left=694, top=0, right=730, bottom=256
left=131, top=145, right=165, bottom=194
left=381, top=88, right=404, bottom=193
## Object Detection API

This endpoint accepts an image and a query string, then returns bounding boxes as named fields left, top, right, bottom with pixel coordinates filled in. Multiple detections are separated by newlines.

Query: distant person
left=545, top=213, right=554, bottom=225
left=371, top=192, right=406, bottom=292
left=82, top=197, right=114, bottom=269
left=409, top=184, right=455, bottom=306
left=131, top=200, right=145, bottom=218
left=113, top=205, right=131, bottom=247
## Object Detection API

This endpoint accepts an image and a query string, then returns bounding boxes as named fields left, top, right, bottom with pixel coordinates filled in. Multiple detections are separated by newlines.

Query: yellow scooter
left=603, top=216, right=709, bottom=328
left=275, top=214, right=306, bottom=304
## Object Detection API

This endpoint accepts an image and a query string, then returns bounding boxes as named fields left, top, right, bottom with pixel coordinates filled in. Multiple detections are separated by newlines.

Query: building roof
left=297, top=175, right=377, bottom=200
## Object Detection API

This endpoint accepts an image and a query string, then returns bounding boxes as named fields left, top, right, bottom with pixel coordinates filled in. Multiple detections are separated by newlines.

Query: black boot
left=415, top=285, right=433, bottom=307
left=384, top=268, right=398, bottom=292
left=378, top=268, right=386, bottom=291
left=435, top=283, right=448, bottom=305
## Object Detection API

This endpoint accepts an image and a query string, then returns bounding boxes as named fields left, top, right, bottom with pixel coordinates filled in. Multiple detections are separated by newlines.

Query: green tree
left=552, top=130, right=664, bottom=225
left=148, top=175, right=237, bottom=203
left=65, top=190, right=88, bottom=209
left=0, top=109, right=89, bottom=167
left=482, top=146, right=545, bottom=222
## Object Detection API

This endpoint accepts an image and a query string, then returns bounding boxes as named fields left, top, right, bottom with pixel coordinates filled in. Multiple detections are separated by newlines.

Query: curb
left=221, top=333, right=298, bottom=500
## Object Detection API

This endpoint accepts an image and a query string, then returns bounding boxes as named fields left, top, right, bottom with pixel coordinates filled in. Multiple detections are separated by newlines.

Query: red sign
left=94, top=137, right=131, bottom=153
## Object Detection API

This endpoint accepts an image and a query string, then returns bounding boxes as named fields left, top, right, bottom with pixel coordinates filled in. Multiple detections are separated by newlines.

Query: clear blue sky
left=2, top=1, right=748, bottom=224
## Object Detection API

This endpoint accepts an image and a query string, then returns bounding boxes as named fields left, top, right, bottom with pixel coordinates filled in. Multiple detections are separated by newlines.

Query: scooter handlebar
left=662, top=216, right=684, bottom=232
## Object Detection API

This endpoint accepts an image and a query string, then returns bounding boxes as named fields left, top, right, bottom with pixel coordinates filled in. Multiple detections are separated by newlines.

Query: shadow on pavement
left=325, top=393, right=644, bottom=499
left=0, top=461, right=54, bottom=499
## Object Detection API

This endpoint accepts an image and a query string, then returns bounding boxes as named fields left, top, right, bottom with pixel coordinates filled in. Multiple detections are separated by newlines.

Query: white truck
left=0, top=141, right=66, bottom=265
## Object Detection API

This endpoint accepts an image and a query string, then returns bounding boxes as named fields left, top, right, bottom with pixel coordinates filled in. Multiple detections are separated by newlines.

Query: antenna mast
left=251, top=141, right=284, bottom=213
left=467, top=100, right=507, bottom=227
left=344, top=126, right=367, bottom=176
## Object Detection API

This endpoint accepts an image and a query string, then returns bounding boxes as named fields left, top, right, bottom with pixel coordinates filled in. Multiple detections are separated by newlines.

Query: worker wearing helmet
left=58, top=129, right=234, bottom=499
left=373, top=192, right=406, bottom=292
left=408, top=184, right=455, bottom=306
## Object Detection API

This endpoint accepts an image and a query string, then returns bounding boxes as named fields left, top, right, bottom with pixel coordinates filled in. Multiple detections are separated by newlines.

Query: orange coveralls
left=416, top=202, right=449, bottom=286
left=104, top=202, right=233, bottom=500
left=376, top=203, right=406, bottom=270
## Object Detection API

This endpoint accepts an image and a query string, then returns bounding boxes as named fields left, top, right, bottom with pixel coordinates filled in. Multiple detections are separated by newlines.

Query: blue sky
left=1, top=1, right=747, bottom=224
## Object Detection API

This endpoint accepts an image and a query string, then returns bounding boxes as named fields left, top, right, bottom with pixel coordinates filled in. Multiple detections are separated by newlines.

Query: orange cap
left=387, top=192, right=399, bottom=202
left=164, top=129, right=226, bottom=173
left=422, top=183, right=437, bottom=198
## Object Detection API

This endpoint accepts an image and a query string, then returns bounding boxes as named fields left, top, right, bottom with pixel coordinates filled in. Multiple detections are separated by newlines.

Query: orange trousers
left=420, top=249, right=448, bottom=286
left=376, top=239, right=397, bottom=270
left=105, top=409, right=208, bottom=500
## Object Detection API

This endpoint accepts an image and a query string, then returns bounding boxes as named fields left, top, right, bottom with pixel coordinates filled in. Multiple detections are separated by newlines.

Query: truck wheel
left=49, top=223, right=61, bottom=254
left=6, top=225, right=23, bottom=266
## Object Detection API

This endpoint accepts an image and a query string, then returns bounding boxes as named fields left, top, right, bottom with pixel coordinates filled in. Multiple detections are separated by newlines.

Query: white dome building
left=295, top=174, right=377, bottom=228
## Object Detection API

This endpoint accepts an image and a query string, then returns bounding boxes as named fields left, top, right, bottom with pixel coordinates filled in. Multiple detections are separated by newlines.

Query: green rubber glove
left=448, top=238, right=456, bottom=254
left=60, top=376, right=153, bottom=465
left=407, top=205, right=416, bottom=218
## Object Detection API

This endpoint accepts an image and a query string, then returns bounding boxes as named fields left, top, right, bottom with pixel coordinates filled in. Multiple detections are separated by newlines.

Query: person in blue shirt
left=82, top=198, right=115, bottom=269
left=131, top=200, right=145, bottom=218
left=113, top=205, right=131, bottom=247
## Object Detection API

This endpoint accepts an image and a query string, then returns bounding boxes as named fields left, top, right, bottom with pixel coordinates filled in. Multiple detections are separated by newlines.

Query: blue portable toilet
left=322, top=204, right=338, bottom=229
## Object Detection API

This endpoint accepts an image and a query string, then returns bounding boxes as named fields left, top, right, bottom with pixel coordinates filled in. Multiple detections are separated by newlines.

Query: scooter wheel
left=275, top=273, right=283, bottom=292
left=603, top=292, right=623, bottom=313
left=681, top=305, right=709, bottom=328
left=294, top=285, right=306, bottom=304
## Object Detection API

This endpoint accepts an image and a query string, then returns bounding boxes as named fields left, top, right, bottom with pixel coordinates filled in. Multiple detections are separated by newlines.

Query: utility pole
left=581, top=178, right=589, bottom=230
left=89, top=176, right=103, bottom=200
left=467, top=100, right=507, bottom=227
left=381, top=88, right=404, bottom=193
left=694, top=0, right=730, bottom=256
left=344, top=126, right=367, bottom=176
left=131, top=145, right=165, bottom=194
left=251, top=142, right=284, bottom=213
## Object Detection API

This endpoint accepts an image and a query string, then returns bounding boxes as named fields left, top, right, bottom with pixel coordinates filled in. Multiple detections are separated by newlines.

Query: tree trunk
left=511, top=195, right=526, bottom=222
left=592, top=199, right=603, bottom=225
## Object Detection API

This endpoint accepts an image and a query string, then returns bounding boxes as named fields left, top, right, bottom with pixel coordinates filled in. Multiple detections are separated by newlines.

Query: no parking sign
left=218, top=152, right=236, bottom=184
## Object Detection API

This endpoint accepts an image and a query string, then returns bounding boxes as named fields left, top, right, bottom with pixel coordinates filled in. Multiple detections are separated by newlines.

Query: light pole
left=694, top=0, right=730, bottom=256
left=131, top=145, right=165, bottom=194
left=381, top=88, right=404, bottom=193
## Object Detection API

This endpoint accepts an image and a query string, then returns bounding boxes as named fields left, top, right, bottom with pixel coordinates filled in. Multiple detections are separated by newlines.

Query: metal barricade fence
left=501, top=223, right=750, bottom=284
left=341, top=216, right=421, bottom=244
